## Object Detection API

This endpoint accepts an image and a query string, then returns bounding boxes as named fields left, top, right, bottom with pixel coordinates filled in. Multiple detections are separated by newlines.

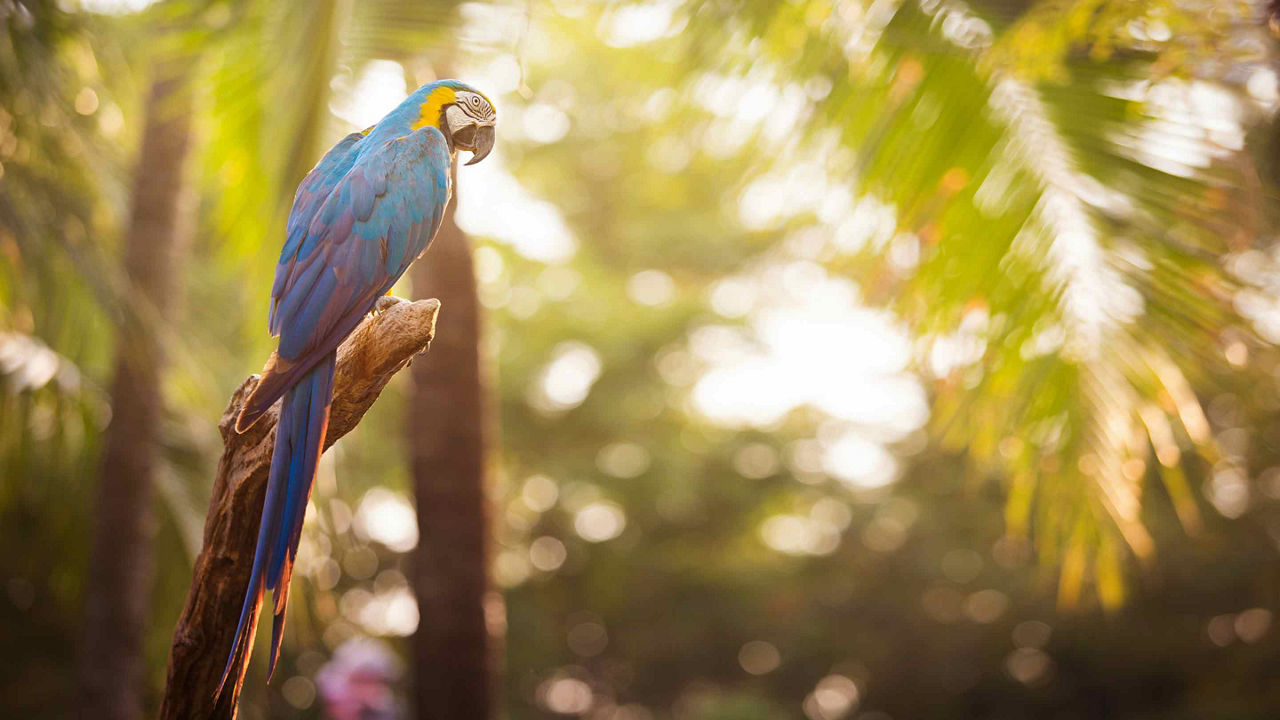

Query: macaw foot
left=373, top=295, right=400, bottom=316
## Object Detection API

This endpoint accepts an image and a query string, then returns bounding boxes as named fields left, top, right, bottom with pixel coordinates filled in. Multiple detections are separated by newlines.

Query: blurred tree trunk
left=406, top=175, right=496, bottom=720
left=78, top=64, right=192, bottom=720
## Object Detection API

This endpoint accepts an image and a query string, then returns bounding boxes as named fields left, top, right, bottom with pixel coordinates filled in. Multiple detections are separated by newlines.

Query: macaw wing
left=238, top=126, right=452, bottom=430
left=269, top=130, right=367, bottom=335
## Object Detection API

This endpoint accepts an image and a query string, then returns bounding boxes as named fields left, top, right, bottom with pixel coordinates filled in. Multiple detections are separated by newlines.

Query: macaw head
left=423, top=80, right=496, bottom=166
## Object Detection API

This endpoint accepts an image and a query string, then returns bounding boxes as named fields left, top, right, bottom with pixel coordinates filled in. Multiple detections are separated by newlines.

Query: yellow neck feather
left=411, top=86, right=458, bottom=131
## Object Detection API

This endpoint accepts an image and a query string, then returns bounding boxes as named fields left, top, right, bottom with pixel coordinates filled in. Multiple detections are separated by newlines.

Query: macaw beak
left=464, top=124, right=495, bottom=166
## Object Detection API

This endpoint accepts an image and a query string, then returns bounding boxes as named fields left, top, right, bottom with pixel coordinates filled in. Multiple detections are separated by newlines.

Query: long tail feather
left=217, top=351, right=336, bottom=697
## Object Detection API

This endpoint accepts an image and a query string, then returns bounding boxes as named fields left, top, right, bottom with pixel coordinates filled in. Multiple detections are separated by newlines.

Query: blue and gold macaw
left=218, top=80, right=496, bottom=694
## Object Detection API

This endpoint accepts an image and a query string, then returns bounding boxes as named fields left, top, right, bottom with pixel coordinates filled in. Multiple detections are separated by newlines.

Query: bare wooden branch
left=159, top=296, right=440, bottom=720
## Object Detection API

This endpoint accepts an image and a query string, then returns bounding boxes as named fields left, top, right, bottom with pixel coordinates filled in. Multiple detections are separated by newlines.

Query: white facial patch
left=444, top=104, right=474, bottom=136
left=454, top=90, right=496, bottom=123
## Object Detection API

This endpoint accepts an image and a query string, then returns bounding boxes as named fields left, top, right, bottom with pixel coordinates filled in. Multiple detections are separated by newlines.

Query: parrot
left=217, top=79, right=496, bottom=696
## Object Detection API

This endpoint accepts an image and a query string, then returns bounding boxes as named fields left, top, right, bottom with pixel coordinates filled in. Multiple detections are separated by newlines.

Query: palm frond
left=687, top=0, right=1274, bottom=605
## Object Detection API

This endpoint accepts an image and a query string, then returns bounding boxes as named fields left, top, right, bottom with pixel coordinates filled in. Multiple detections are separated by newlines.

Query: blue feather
left=280, top=268, right=337, bottom=359
left=218, top=353, right=335, bottom=695
left=350, top=171, right=375, bottom=221
left=386, top=217, right=408, bottom=275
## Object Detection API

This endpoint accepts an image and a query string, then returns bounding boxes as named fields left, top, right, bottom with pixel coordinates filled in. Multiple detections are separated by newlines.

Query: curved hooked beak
left=458, top=123, right=495, bottom=166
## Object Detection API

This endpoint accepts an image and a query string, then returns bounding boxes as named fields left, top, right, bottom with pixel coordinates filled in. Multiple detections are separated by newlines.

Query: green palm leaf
left=693, top=0, right=1273, bottom=605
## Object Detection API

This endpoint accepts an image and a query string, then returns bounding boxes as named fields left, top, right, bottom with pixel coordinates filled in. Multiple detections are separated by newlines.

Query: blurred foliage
left=5, top=0, right=1280, bottom=719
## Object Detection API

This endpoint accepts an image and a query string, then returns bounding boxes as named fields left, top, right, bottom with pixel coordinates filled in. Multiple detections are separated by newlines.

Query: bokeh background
left=6, top=0, right=1280, bottom=718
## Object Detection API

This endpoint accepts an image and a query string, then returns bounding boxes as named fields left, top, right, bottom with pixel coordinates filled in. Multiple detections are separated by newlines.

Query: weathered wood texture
left=159, top=296, right=440, bottom=720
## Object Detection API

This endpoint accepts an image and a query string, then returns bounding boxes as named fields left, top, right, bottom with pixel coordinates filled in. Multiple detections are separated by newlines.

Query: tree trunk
left=78, top=65, right=192, bottom=720
left=407, top=179, right=496, bottom=720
